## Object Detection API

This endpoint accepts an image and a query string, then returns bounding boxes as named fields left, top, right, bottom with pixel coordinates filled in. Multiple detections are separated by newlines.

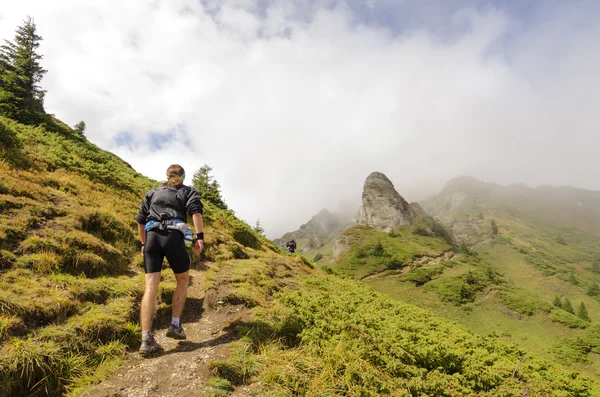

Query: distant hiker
left=135, top=164, right=205, bottom=356
left=286, top=239, right=297, bottom=253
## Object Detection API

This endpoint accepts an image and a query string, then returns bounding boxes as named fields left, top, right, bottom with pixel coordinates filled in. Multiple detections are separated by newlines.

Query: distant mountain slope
left=423, top=176, right=600, bottom=235
left=273, top=208, right=344, bottom=252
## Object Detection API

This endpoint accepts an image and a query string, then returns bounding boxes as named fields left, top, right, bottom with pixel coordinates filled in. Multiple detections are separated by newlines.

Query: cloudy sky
left=1, top=0, right=599, bottom=237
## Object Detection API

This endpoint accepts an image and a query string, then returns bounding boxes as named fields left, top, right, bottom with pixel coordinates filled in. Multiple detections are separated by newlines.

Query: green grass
left=331, top=224, right=451, bottom=279
left=213, top=276, right=597, bottom=396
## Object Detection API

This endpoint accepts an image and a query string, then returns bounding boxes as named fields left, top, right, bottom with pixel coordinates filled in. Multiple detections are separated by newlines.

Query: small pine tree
left=553, top=296, right=562, bottom=308
left=460, top=242, right=472, bottom=256
left=568, top=272, right=579, bottom=285
left=587, top=283, right=600, bottom=297
left=253, top=219, right=265, bottom=235
left=313, top=252, right=324, bottom=262
left=577, top=302, right=591, bottom=322
left=74, top=121, right=86, bottom=135
left=465, top=270, right=477, bottom=285
left=563, top=297, right=575, bottom=314
left=592, top=259, right=600, bottom=274
left=0, top=16, right=47, bottom=123
left=191, top=164, right=227, bottom=210
left=556, top=234, right=567, bottom=245
left=490, top=220, right=498, bottom=235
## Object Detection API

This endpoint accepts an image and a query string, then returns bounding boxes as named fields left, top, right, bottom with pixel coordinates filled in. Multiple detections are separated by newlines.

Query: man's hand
left=141, top=245, right=145, bottom=255
left=193, top=240, right=204, bottom=256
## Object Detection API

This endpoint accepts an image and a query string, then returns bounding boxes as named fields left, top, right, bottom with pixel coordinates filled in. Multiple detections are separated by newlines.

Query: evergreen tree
left=191, top=164, right=227, bottom=210
left=563, top=297, right=574, bottom=314
left=577, top=302, right=591, bottom=322
left=253, top=219, right=265, bottom=235
left=74, top=121, right=86, bottom=135
left=0, top=16, right=47, bottom=123
left=553, top=296, right=562, bottom=308
left=490, top=220, right=499, bottom=235
left=592, top=259, right=600, bottom=274
left=587, top=283, right=600, bottom=297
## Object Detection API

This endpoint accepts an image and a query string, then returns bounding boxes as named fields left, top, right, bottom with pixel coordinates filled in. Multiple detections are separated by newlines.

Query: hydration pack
left=145, top=219, right=193, bottom=246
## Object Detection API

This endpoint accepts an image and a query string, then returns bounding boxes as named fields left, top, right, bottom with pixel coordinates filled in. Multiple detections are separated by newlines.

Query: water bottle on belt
left=184, top=227, right=193, bottom=246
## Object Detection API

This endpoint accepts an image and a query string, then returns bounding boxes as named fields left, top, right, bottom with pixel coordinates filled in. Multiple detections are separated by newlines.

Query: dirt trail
left=81, top=269, right=247, bottom=397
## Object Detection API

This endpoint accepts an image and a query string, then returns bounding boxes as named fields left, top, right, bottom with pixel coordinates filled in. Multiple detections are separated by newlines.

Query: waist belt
left=145, top=219, right=193, bottom=245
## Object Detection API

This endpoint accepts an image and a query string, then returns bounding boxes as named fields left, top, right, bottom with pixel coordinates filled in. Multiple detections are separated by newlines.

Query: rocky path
left=80, top=269, right=247, bottom=397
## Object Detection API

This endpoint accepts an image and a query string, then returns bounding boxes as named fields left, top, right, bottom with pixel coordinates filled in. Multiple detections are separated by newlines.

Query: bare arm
left=137, top=222, right=146, bottom=254
left=192, top=213, right=204, bottom=255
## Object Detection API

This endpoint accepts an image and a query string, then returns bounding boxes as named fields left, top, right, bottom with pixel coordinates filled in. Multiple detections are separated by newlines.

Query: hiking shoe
left=139, top=334, right=163, bottom=356
left=166, top=324, right=186, bottom=340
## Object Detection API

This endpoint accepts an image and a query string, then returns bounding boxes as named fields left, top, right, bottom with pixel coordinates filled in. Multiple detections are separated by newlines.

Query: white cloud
left=1, top=1, right=599, bottom=237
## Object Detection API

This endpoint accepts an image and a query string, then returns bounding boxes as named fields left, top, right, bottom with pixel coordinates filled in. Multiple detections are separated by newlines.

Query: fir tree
left=563, top=297, right=574, bottom=314
left=253, top=219, right=265, bottom=235
left=592, top=259, right=600, bottom=274
left=74, top=121, right=86, bottom=135
left=0, top=16, right=47, bottom=123
left=577, top=302, right=591, bottom=322
left=191, top=164, right=227, bottom=210
left=587, top=283, right=600, bottom=297
left=490, top=220, right=499, bottom=235
left=553, top=296, right=562, bottom=308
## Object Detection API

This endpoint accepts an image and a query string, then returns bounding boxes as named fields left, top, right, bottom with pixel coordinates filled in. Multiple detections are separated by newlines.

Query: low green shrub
left=206, top=376, right=234, bottom=391
left=249, top=276, right=594, bottom=396
left=499, top=285, right=552, bottom=316
left=76, top=209, right=134, bottom=245
left=550, top=309, right=589, bottom=329
left=404, top=265, right=444, bottom=286
left=0, top=250, right=16, bottom=270
left=15, top=252, right=61, bottom=273
left=210, top=340, right=258, bottom=385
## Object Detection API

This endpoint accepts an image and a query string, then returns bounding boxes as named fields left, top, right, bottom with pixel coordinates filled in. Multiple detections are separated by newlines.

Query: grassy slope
left=350, top=195, right=600, bottom=379
left=1, top=117, right=599, bottom=396
left=0, top=116, right=291, bottom=396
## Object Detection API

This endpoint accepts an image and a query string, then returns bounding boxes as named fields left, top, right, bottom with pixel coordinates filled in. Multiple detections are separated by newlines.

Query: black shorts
left=144, top=229, right=190, bottom=274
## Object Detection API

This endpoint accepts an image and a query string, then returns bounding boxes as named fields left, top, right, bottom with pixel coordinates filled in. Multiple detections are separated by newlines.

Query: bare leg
left=141, top=272, right=161, bottom=332
left=172, top=270, right=189, bottom=319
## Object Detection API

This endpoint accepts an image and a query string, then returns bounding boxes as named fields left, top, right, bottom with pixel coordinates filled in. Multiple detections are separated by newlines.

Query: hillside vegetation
left=0, top=116, right=294, bottom=396
left=325, top=177, right=600, bottom=382
left=3, top=119, right=600, bottom=395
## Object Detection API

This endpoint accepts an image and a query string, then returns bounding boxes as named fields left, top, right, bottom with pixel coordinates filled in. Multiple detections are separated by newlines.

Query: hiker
left=135, top=164, right=205, bottom=355
left=286, top=239, right=297, bottom=253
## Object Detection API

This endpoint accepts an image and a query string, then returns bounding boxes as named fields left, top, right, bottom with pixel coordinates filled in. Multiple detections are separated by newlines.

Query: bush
left=412, top=226, right=430, bottom=236
left=550, top=309, right=589, bottom=329
left=490, top=220, right=499, bottom=235
left=0, top=249, right=16, bottom=270
left=499, top=286, right=552, bottom=316
left=431, top=220, right=455, bottom=247
left=77, top=210, right=134, bottom=245
left=15, top=252, right=61, bottom=273
left=313, top=253, right=323, bottom=262
left=404, top=266, right=444, bottom=286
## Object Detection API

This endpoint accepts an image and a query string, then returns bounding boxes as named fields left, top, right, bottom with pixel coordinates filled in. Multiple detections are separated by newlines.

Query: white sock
left=171, top=318, right=180, bottom=327
left=142, top=330, right=152, bottom=340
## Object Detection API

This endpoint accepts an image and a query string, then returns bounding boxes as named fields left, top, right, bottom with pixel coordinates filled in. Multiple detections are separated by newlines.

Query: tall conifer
left=0, top=16, right=47, bottom=122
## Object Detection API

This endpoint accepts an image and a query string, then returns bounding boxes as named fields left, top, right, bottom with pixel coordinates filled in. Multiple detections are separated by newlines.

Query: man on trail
left=286, top=239, right=297, bottom=253
left=135, top=164, right=205, bottom=355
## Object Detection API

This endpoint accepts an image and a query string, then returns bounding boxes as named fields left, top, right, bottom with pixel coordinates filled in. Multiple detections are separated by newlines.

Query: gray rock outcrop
left=357, top=172, right=419, bottom=232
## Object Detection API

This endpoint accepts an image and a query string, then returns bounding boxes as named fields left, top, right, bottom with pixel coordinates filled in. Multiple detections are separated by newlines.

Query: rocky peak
left=357, top=172, right=418, bottom=232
